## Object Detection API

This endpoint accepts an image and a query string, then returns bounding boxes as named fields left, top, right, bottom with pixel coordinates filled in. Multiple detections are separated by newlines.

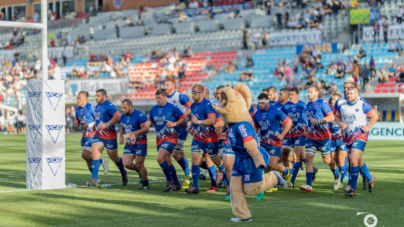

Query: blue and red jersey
left=227, top=122, right=260, bottom=158
left=94, top=100, right=120, bottom=140
left=281, top=100, right=307, bottom=138
left=306, top=98, right=333, bottom=141
left=149, top=102, right=185, bottom=146
left=120, top=109, right=148, bottom=146
left=75, top=103, right=96, bottom=138
left=191, top=98, right=220, bottom=143
left=329, top=120, right=343, bottom=141
left=269, top=100, right=282, bottom=110
left=253, top=106, right=290, bottom=147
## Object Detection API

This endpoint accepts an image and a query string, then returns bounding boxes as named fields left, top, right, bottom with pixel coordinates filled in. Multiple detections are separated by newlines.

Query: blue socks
left=282, top=167, right=288, bottom=176
left=192, top=165, right=200, bottom=188
left=208, top=165, right=217, bottom=186
left=142, top=179, right=149, bottom=186
left=91, top=159, right=101, bottom=179
left=177, top=157, right=191, bottom=176
left=115, top=157, right=127, bottom=176
left=331, top=168, right=340, bottom=179
left=170, top=165, right=180, bottom=184
left=306, top=172, right=313, bottom=185
left=219, top=164, right=230, bottom=186
left=89, top=168, right=92, bottom=174
left=160, top=161, right=172, bottom=181
left=360, top=163, right=373, bottom=182
left=291, top=162, right=301, bottom=183
left=351, top=166, right=360, bottom=191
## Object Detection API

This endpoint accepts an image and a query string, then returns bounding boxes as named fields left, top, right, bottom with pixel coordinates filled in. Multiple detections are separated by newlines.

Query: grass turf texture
left=0, top=133, right=403, bottom=227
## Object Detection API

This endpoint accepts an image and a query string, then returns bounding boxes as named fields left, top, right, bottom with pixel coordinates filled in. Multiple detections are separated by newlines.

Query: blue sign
left=370, top=8, right=380, bottom=23
left=296, top=43, right=338, bottom=55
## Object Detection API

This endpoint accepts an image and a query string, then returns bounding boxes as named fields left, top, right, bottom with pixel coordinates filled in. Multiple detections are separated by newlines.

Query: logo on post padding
left=46, top=157, right=63, bottom=176
left=28, top=158, right=41, bottom=177
left=46, top=125, right=64, bottom=144
left=46, top=92, right=63, bottom=111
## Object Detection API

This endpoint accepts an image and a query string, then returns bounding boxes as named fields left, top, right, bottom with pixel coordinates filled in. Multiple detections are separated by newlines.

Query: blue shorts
left=331, top=139, right=348, bottom=153
left=282, top=136, right=306, bottom=149
left=232, top=147, right=270, bottom=183
left=261, top=143, right=282, bottom=157
left=123, top=144, right=147, bottom=156
left=191, top=139, right=219, bottom=158
left=346, top=139, right=367, bottom=153
left=178, top=126, right=188, bottom=141
left=92, top=134, right=117, bottom=150
left=80, top=137, right=93, bottom=151
left=222, top=143, right=235, bottom=158
left=305, top=138, right=331, bottom=156
left=157, top=141, right=177, bottom=154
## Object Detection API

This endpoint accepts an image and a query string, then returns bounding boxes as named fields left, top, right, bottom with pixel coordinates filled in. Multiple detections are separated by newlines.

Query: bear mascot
left=212, top=83, right=287, bottom=222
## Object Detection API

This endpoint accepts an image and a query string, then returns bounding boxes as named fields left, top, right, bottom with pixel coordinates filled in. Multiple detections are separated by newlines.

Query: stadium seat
left=120, top=26, right=145, bottom=38
left=150, top=24, right=172, bottom=35
left=197, top=20, right=219, bottom=32
left=223, top=18, right=245, bottom=30
left=249, top=16, right=272, bottom=28
left=174, top=22, right=195, bottom=33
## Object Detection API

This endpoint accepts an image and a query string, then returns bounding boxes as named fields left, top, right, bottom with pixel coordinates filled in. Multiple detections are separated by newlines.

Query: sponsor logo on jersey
left=244, top=174, right=250, bottom=182
left=238, top=124, right=248, bottom=138
left=45, top=125, right=63, bottom=144
left=355, top=108, right=359, bottom=112
left=46, top=157, right=63, bottom=176
left=106, top=144, right=113, bottom=149
left=46, top=92, right=63, bottom=111
left=136, top=150, right=142, bottom=155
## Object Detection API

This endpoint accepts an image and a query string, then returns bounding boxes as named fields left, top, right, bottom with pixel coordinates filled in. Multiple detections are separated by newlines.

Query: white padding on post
left=26, top=80, right=65, bottom=190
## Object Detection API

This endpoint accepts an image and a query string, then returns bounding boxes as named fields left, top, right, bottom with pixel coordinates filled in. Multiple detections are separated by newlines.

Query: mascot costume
left=212, top=83, right=287, bottom=222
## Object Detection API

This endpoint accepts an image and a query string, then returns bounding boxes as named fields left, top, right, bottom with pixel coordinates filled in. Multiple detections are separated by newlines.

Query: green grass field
left=0, top=133, right=403, bottom=227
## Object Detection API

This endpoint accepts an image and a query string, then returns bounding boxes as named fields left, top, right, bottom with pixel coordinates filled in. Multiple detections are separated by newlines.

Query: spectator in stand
left=312, top=46, right=322, bottom=57
left=125, top=51, right=132, bottom=60
left=189, top=0, right=199, bottom=8
left=336, top=65, right=345, bottom=78
left=382, top=17, right=389, bottom=43
left=398, top=67, right=404, bottom=82
left=359, top=62, right=370, bottom=91
left=275, top=10, right=283, bottom=30
left=315, top=58, right=323, bottom=69
left=352, top=61, right=360, bottom=84
left=181, top=47, right=194, bottom=58
left=369, top=56, right=376, bottom=79
left=125, top=16, right=135, bottom=27
left=314, top=0, right=323, bottom=10
left=246, top=69, right=254, bottom=81
left=373, top=20, right=380, bottom=43
left=284, top=8, right=290, bottom=27
left=262, top=32, right=268, bottom=48
left=291, top=54, right=300, bottom=73
left=252, top=30, right=261, bottom=50
left=238, top=69, right=247, bottom=81
left=266, top=1, right=271, bottom=15
left=388, top=64, right=397, bottom=78
left=284, top=64, right=293, bottom=79
left=225, top=61, right=237, bottom=73
left=358, top=47, right=366, bottom=59
left=331, top=0, right=340, bottom=19
left=364, top=80, right=374, bottom=94
left=350, top=0, right=360, bottom=9
left=242, top=28, right=249, bottom=50
left=115, top=24, right=120, bottom=38
left=389, top=39, right=398, bottom=52
left=88, top=25, right=94, bottom=39
left=143, top=54, right=151, bottom=63
left=243, top=55, right=254, bottom=67
left=33, top=11, right=40, bottom=22
left=305, top=76, right=315, bottom=89
left=397, top=38, right=403, bottom=56
left=396, top=6, right=404, bottom=24
left=327, top=60, right=337, bottom=74
left=378, top=69, right=389, bottom=83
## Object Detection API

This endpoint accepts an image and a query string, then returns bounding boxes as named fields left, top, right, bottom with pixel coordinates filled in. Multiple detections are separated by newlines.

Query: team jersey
left=94, top=100, right=120, bottom=140
left=281, top=100, right=307, bottom=138
left=149, top=102, right=185, bottom=146
left=253, top=106, right=290, bottom=147
left=269, top=100, right=282, bottom=110
left=75, top=103, right=96, bottom=138
left=167, top=91, right=192, bottom=130
left=191, top=98, right=220, bottom=143
left=329, top=120, right=343, bottom=141
left=306, top=98, right=333, bottom=141
left=249, top=105, right=255, bottom=117
left=227, top=122, right=260, bottom=158
left=120, top=109, right=148, bottom=146
left=333, top=97, right=374, bottom=144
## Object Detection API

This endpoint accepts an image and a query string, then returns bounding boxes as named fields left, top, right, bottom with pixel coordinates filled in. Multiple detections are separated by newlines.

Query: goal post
left=0, top=0, right=66, bottom=190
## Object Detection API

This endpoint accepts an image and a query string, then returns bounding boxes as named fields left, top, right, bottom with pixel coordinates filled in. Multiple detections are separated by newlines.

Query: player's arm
left=362, top=104, right=378, bottom=132
left=333, top=105, right=347, bottom=129
left=129, top=123, right=149, bottom=137
left=167, top=107, right=187, bottom=128
left=278, top=117, right=292, bottom=140
left=253, top=115, right=260, bottom=133
left=73, top=117, right=79, bottom=128
left=180, top=94, right=192, bottom=117
left=192, top=114, right=215, bottom=126
left=119, top=123, right=125, bottom=144
left=309, top=102, right=335, bottom=125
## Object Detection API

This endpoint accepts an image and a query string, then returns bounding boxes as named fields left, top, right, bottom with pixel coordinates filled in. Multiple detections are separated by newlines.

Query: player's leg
left=123, top=153, right=139, bottom=171
left=82, top=150, right=92, bottom=171
left=290, top=145, right=304, bottom=188
left=135, top=155, right=148, bottom=189
left=319, top=139, right=340, bottom=190
left=107, top=146, right=128, bottom=185
left=337, top=145, right=348, bottom=186
left=186, top=142, right=204, bottom=194
left=157, top=144, right=176, bottom=192
left=300, top=148, right=306, bottom=170
left=88, top=138, right=104, bottom=186
left=172, top=139, right=192, bottom=188
left=300, top=139, right=315, bottom=192
left=210, top=142, right=230, bottom=192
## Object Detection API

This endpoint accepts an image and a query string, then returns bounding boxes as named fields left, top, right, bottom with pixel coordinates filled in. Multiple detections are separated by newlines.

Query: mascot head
left=212, top=83, right=252, bottom=125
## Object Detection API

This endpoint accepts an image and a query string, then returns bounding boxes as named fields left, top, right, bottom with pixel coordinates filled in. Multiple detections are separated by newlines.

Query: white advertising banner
left=269, top=30, right=322, bottom=46
left=363, top=24, right=404, bottom=41
left=368, top=122, right=404, bottom=141
left=68, top=78, right=129, bottom=96
left=26, top=80, right=65, bottom=190
left=40, top=46, right=74, bottom=58
left=0, top=50, right=16, bottom=61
